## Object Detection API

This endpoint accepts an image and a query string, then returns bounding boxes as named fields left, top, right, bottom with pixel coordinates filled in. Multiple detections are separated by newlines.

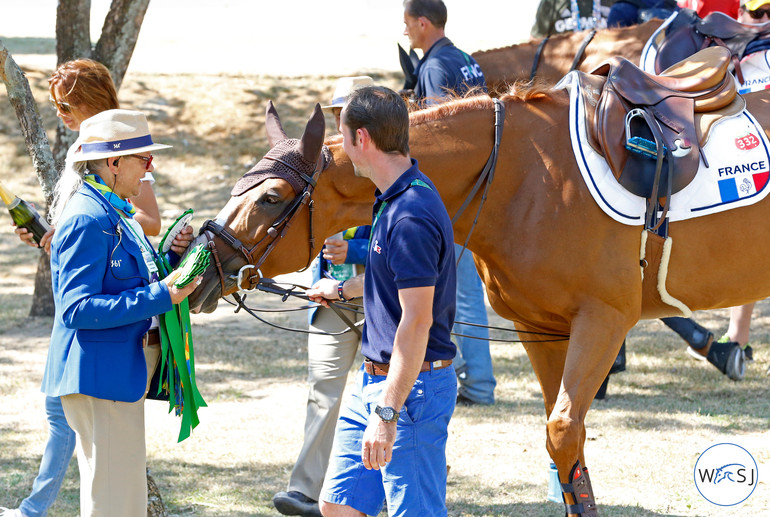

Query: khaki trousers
left=289, top=307, right=362, bottom=499
left=61, top=345, right=160, bottom=517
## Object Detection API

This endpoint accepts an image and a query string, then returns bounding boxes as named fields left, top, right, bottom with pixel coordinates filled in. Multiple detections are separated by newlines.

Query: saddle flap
left=695, top=94, right=746, bottom=147
left=697, top=11, right=770, bottom=41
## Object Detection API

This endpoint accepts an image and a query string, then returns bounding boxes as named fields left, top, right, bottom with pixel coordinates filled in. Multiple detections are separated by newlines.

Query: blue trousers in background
left=453, top=244, right=497, bottom=405
left=19, top=396, right=76, bottom=517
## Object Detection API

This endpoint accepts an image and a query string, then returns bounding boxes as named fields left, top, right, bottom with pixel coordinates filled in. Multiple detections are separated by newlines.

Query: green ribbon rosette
left=154, top=210, right=210, bottom=442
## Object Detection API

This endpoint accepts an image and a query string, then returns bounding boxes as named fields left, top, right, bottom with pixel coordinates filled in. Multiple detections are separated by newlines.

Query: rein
left=530, top=29, right=596, bottom=81
left=452, top=97, right=505, bottom=264
left=569, top=29, right=597, bottom=73
left=228, top=278, right=569, bottom=343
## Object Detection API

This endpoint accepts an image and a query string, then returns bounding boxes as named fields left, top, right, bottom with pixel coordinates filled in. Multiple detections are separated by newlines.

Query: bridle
left=197, top=148, right=326, bottom=298
left=197, top=96, right=504, bottom=304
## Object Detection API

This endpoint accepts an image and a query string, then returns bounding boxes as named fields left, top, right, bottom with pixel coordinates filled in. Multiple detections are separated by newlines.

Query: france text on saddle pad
left=556, top=72, right=770, bottom=226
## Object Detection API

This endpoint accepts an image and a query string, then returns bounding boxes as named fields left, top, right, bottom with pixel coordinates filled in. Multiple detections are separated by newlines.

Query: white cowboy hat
left=321, top=76, right=375, bottom=110
left=70, top=109, right=171, bottom=162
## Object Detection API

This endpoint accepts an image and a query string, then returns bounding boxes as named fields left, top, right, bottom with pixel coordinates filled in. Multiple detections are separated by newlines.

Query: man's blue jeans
left=19, top=396, right=76, bottom=517
left=453, top=244, right=496, bottom=404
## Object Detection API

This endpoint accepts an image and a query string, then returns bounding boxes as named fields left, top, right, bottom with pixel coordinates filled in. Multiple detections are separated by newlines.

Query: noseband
left=198, top=149, right=326, bottom=297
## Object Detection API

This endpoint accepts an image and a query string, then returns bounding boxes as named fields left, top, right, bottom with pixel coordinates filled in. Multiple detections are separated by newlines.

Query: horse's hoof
left=707, top=341, right=745, bottom=380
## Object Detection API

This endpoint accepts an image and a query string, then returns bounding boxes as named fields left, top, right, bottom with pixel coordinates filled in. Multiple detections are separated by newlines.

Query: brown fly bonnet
left=232, top=101, right=331, bottom=196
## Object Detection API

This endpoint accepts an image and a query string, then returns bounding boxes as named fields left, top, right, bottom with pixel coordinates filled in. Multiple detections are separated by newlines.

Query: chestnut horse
left=473, top=19, right=663, bottom=94
left=185, top=90, right=770, bottom=515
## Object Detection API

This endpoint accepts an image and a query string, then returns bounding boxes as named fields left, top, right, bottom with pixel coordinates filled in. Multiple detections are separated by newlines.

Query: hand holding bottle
left=14, top=224, right=55, bottom=254
left=1, top=180, right=52, bottom=248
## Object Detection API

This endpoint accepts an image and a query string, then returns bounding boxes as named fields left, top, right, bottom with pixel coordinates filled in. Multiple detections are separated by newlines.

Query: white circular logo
left=694, top=443, right=758, bottom=506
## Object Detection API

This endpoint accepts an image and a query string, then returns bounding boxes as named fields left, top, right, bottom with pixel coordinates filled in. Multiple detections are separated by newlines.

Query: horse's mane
left=408, top=83, right=555, bottom=126
left=322, top=84, right=556, bottom=144
left=472, top=19, right=663, bottom=57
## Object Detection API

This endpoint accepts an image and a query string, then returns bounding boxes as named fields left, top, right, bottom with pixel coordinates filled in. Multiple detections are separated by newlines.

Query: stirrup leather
left=561, top=460, right=597, bottom=516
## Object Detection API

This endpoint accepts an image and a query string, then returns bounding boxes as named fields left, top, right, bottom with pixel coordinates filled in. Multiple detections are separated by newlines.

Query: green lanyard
left=119, top=215, right=159, bottom=279
left=369, top=179, right=432, bottom=248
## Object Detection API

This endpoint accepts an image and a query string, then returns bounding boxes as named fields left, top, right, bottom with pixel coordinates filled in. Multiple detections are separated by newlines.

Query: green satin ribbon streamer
left=153, top=252, right=207, bottom=442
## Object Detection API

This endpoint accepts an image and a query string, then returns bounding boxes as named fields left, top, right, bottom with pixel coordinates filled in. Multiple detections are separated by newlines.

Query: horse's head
left=186, top=101, right=329, bottom=313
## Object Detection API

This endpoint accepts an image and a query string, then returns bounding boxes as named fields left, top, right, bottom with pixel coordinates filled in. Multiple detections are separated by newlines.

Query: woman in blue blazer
left=41, top=109, right=200, bottom=517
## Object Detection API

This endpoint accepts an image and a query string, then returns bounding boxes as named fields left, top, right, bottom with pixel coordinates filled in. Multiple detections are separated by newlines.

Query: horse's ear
left=298, top=103, right=326, bottom=164
left=265, top=100, right=289, bottom=148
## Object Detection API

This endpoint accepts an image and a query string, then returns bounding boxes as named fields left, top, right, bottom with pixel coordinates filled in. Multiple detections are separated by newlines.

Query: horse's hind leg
left=544, top=311, right=634, bottom=517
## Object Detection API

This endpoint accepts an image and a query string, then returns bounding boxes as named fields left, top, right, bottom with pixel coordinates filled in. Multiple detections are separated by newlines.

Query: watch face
left=377, top=406, right=396, bottom=422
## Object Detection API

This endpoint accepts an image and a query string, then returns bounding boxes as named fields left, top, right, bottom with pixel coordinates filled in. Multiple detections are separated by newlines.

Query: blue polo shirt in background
left=361, top=159, right=456, bottom=364
left=414, top=37, right=486, bottom=106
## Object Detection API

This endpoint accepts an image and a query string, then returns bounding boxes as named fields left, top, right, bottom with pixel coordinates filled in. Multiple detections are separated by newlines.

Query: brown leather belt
left=143, top=328, right=161, bottom=348
left=363, top=359, right=452, bottom=376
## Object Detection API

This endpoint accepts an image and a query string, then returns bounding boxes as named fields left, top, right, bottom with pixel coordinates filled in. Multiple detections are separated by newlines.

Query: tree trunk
left=94, top=0, right=151, bottom=90
left=55, top=0, right=92, bottom=65
left=0, top=45, right=58, bottom=200
left=146, top=468, right=169, bottom=517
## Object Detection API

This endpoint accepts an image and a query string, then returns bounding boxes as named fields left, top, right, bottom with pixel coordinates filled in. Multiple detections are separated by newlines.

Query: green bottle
left=0, top=180, right=51, bottom=245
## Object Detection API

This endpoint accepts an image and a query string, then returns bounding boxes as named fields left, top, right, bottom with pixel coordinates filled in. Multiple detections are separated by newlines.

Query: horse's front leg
left=546, top=307, right=635, bottom=517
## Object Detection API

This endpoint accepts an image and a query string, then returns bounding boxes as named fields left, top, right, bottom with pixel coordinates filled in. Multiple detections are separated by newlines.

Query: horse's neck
left=315, top=142, right=376, bottom=238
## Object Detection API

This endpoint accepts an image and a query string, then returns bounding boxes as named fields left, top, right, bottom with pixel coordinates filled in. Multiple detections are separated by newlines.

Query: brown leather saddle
left=576, top=46, right=743, bottom=230
left=655, top=8, right=770, bottom=83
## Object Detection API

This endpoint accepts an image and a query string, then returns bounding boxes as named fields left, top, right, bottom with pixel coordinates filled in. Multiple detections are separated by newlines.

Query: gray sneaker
left=272, top=491, right=322, bottom=517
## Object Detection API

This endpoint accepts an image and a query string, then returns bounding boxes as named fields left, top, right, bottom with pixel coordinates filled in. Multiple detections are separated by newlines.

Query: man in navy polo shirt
left=402, top=0, right=497, bottom=407
left=307, top=86, right=457, bottom=517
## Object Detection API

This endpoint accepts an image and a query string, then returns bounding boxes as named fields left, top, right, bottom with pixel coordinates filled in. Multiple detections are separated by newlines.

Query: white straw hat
left=70, top=109, right=172, bottom=162
left=321, top=76, right=375, bottom=110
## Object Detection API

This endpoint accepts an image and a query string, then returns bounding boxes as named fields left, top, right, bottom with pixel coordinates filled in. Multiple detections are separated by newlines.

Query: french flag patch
left=718, top=172, right=770, bottom=202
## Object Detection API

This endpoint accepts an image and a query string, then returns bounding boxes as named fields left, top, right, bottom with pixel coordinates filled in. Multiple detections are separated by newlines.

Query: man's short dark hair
left=403, top=0, right=447, bottom=29
left=343, top=86, right=410, bottom=156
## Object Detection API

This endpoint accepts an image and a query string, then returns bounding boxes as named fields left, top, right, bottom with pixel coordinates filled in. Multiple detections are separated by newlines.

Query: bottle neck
left=0, top=181, right=18, bottom=207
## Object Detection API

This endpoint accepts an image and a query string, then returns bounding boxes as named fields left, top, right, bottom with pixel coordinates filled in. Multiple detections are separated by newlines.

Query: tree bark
left=55, top=0, right=92, bottom=65
left=0, top=44, right=58, bottom=200
left=94, top=0, right=151, bottom=90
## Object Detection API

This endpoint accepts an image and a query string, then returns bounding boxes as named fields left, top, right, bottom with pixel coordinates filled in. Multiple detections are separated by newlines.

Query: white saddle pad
left=555, top=72, right=770, bottom=226
left=640, top=12, right=770, bottom=95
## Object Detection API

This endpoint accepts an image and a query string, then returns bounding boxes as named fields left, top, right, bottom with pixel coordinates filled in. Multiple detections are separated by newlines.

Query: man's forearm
left=380, top=325, right=429, bottom=411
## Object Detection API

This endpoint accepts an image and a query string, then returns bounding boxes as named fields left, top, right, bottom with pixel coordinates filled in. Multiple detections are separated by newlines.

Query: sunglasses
left=48, top=96, right=73, bottom=114
left=127, top=154, right=154, bottom=171
left=747, top=6, right=770, bottom=19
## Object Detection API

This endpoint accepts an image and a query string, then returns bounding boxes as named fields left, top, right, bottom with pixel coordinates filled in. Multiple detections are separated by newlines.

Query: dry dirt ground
left=1, top=65, right=769, bottom=516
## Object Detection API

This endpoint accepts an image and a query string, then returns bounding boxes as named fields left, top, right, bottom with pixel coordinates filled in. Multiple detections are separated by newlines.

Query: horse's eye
left=260, top=195, right=281, bottom=206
